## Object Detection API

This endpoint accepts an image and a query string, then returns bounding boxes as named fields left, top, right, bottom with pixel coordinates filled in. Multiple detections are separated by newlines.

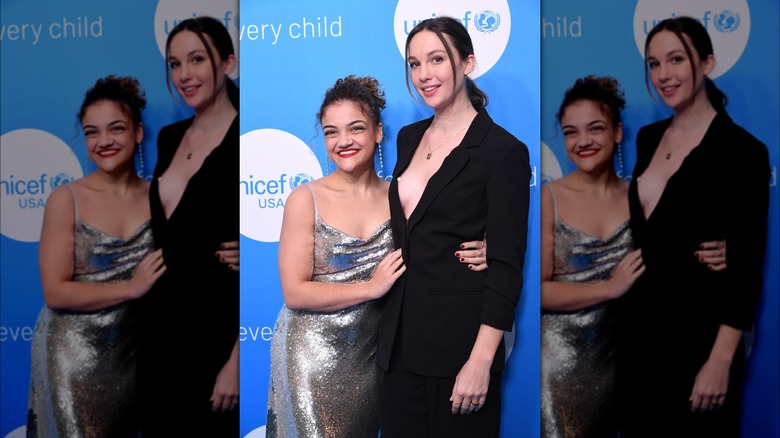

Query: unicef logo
left=633, top=0, right=751, bottom=79
left=241, top=129, right=323, bottom=242
left=153, top=0, right=240, bottom=80
left=49, top=173, right=75, bottom=191
left=289, top=173, right=314, bottom=190
left=714, top=11, right=740, bottom=33
left=393, top=0, right=513, bottom=79
left=1, top=129, right=83, bottom=242
left=474, top=11, right=501, bottom=34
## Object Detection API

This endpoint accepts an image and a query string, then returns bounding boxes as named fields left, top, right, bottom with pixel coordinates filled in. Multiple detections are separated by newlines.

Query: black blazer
left=377, top=109, right=531, bottom=376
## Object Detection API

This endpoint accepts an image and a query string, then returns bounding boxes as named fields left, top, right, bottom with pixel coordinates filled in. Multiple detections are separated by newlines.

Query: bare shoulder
left=284, top=183, right=316, bottom=216
left=45, top=183, right=77, bottom=215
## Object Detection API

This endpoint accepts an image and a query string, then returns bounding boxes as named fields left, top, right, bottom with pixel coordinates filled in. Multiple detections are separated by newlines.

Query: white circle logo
left=541, top=141, right=563, bottom=183
left=504, top=323, right=516, bottom=362
left=240, top=129, right=323, bottom=243
left=393, top=0, right=512, bottom=79
left=245, top=425, right=267, bottom=438
left=154, top=0, right=240, bottom=79
left=1, top=129, right=83, bottom=243
left=633, top=0, right=751, bottom=78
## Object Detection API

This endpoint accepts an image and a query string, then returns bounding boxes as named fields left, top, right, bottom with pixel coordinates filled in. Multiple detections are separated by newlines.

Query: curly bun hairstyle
left=557, top=75, right=625, bottom=127
left=317, top=75, right=386, bottom=127
left=79, top=75, right=146, bottom=127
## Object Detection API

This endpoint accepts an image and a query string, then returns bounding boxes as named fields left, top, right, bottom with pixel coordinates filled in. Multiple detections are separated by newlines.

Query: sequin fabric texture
left=27, top=185, right=153, bottom=438
left=540, top=186, right=633, bottom=438
left=266, top=192, right=392, bottom=438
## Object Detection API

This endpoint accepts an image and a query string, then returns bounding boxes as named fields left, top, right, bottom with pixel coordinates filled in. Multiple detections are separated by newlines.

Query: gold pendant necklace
left=664, top=126, right=706, bottom=160
left=426, top=125, right=468, bottom=160
left=186, top=142, right=209, bottom=160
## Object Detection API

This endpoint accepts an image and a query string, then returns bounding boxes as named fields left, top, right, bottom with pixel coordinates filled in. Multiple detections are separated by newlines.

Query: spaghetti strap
left=63, top=183, right=80, bottom=222
left=543, top=183, right=559, bottom=220
left=302, top=183, right=319, bottom=220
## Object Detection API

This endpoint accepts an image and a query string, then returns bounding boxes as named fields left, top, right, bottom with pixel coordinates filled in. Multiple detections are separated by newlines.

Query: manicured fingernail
left=455, top=252, right=460, bottom=257
left=460, top=258, right=465, bottom=262
left=460, top=244, right=465, bottom=249
left=220, top=257, right=225, bottom=262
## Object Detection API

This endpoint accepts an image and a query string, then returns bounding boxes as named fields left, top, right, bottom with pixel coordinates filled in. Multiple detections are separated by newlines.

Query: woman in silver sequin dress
left=540, top=76, right=641, bottom=438
left=27, top=76, right=166, bottom=437
left=266, top=76, right=403, bottom=438
left=540, top=76, right=727, bottom=438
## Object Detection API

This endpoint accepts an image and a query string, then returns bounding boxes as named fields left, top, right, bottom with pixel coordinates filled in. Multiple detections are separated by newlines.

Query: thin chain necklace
left=186, top=141, right=210, bottom=160
left=426, top=125, right=468, bottom=160
left=664, top=126, right=706, bottom=160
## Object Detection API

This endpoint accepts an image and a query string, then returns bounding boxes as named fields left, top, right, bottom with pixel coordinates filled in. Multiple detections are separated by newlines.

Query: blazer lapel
left=405, top=110, right=492, bottom=232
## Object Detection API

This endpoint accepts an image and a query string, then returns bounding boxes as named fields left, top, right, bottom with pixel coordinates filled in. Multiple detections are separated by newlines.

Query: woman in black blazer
left=376, top=16, right=530, bottom=437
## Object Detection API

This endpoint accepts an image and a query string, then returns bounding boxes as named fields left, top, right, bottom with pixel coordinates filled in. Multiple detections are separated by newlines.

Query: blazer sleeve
left=481, top=135, right=531, bottom=331
left=719, top=127, right=770, bottom=331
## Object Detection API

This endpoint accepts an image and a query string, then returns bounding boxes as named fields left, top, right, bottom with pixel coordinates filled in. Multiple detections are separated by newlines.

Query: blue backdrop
left=0, top=0, right=239, bottom=436
left=540, top=1, right=779, bottom=436
left=238, top=1, right=540, bottom=437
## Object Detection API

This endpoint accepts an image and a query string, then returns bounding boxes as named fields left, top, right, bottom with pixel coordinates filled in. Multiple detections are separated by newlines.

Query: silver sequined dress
left=266, top=185, right=392, bottom=438
left=27, top=184, right=153, bottom=438
left=540, top=185, right=632, bottom=438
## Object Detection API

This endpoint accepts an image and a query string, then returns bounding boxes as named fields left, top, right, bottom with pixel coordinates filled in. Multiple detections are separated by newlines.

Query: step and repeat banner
left=0, top=0, right=238, bottom=436
left=540, top=1, right=779, bottom=437
left=238, top=1, right=540, bottom=437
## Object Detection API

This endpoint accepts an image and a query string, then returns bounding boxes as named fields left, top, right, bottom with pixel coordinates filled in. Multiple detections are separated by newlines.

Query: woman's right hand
left=607, top=249, right=645, bottom=299
left=368, top=249, right=406, bottom=299
left=129, top=249, right=166, bottom=298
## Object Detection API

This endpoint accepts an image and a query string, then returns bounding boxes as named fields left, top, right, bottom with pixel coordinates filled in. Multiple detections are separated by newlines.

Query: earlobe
left=223, top=54, right=237, bottom=76
left=702, top=54, right=716, bottom=75
left=464, top=54, right=476, bottom=76
left=615, top=123, right=623, bottom=144
left=136, top=123, right=144, bottom=144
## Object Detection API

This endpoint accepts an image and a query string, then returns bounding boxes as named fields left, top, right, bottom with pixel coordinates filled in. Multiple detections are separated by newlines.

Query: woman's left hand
left=450, top=357, right=491, bottom=415
left=216, top=240, right=239, bottom=271
left=689, top=357, right=730, bottom=413
left=695, top=240, right=726, bottom=272
left=456, top=238, right=488, bottom=272
left=211, top=346, right=239, bottom=413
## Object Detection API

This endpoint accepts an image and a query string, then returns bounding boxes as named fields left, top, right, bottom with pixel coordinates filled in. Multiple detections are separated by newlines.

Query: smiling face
left=560, top=99, right=622, bottom=174
left=407, top=30, right=474, bottom=111
left=82, top=100, right=143, bottom=173
left=646, top=30, right=714, bottom=112
left=167, top=30, right=235, bottom=111
left=321, top=100, right=383, bottom=174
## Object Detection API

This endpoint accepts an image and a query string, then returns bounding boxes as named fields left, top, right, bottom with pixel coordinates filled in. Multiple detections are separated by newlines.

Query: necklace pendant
left=187, top=152, right=192, bottom=160
left=665, top=152, right=671, bottom=160
left=426, top=152, right=432, bottom=160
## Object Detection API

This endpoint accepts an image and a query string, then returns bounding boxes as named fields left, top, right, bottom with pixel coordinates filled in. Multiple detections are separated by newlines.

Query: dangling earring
left=325, top=146, right=330, bottom=176
left=136, top=144, right=145, bottom=179
left=376, top=142, right=385, bottom=178
left=616, top=142, right=625, bottom=179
